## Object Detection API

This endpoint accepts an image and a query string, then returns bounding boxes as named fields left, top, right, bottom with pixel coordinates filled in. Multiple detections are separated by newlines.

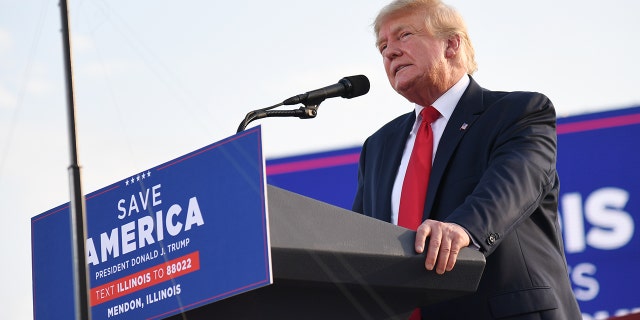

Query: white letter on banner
left=166, top=204, right=183, bottom=236
left=121, top=221, right=137, bottom=255
left=155, top=210, right=164, bottom=241
left=561, top=192, right=586, bottom=253
left=184, top=197, right=204, bottom=231
left=571, top=263, right=599, bottom=301
left=86, top=238, right=99, bottom=266
left=117, top=199, right=127, bottom=219
left=152, top=184, right=162, bottom=206
left=128, top=194, right=139, bottom=216
left=101, top=228, right=120, bottom=263
left=137, top=215, right=155, bottom=249
left=585, top=187, right=634, bottom=250
left=139, top=189, right=150, bottom=211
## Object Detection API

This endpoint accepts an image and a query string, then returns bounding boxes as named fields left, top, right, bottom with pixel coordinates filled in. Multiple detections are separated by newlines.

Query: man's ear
left=445, top=34, right=461, bottom=58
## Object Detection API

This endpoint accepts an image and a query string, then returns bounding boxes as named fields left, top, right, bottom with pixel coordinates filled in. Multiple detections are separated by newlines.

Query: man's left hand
left=415, top=219, right=471, bottom=274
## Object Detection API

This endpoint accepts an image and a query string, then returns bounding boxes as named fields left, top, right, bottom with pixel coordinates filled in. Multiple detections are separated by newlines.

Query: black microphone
left=282, top=75, right=370, bottom=106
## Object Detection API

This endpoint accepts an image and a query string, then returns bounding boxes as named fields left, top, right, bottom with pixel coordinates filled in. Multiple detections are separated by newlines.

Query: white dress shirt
left=390, top=74, right=471, bottom=225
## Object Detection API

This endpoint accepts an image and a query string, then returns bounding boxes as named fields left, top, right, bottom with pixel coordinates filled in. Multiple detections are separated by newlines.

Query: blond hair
left=374, top=0, right=478, bottom=74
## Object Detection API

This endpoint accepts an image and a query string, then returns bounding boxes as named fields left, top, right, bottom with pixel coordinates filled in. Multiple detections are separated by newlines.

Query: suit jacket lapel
left=377, top=112, right=415, bottom=222
left=424, top=78, right=485, bottom=220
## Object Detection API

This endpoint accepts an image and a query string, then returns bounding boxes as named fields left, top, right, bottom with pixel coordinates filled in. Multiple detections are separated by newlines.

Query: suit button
left=486, top=233, right=499, bottom=245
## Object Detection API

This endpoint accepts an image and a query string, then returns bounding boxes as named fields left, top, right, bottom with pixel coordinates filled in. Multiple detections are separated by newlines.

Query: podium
left=168, top=185, right=486, bottom=319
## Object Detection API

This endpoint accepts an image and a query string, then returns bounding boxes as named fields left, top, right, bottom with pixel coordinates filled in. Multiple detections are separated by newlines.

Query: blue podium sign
left=31, top=127, right=271, bottom=319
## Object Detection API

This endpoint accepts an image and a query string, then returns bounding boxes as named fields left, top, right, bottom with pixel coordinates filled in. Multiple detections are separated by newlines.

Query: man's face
left=376, top=11, right=449, bottom=103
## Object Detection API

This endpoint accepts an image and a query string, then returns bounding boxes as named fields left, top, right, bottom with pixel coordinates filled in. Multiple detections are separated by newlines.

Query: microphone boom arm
left=236, top=103, right=320, bottom=133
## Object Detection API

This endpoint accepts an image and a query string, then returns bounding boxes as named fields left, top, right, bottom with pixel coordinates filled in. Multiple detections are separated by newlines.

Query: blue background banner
left=266, top=106, right=640, bottom=319
left=32, top=127, right=271, bottom=320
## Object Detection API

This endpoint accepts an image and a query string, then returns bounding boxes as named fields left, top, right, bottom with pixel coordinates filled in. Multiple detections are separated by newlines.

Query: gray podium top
left=168, top=185, right=486, bottom=320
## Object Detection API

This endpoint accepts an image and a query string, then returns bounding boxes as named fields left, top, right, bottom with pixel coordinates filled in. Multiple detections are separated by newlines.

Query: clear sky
left=1, top=0, right=640, bottom=318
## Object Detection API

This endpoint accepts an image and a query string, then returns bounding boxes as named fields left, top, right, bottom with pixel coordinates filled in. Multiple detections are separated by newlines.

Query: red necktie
left=399, top=106, right=440, bottom=231
left=399, top=106, right=440, bottom=320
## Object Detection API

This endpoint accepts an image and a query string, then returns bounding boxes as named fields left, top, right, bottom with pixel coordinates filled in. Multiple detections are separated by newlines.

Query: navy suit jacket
left=352, top=78, right=581, bottom=319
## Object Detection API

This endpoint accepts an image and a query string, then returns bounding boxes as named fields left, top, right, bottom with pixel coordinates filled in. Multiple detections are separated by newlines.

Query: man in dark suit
left=352, top=0, right=582, bottom=319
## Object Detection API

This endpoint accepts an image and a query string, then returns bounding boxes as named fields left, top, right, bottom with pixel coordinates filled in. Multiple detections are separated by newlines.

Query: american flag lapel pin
left=460, top=122, right=469, bottom=131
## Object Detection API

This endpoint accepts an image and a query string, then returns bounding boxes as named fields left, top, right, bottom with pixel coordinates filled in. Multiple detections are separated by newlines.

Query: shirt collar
left=414, top=74, right=470, bottom=121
